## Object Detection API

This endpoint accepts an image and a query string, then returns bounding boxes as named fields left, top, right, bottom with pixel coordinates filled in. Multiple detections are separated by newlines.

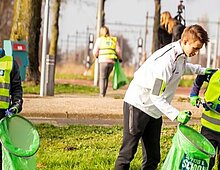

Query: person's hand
left=190, top=96, right=201, bottom=108
left=5, top=106, right=18, bottom=118
left=205, top=68, right=217, bottom=75
left=176, top=110, right=192, bottom=125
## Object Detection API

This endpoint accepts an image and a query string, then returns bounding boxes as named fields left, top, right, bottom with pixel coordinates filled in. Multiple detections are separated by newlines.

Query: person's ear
left=182, top=39, right=188, bottom=45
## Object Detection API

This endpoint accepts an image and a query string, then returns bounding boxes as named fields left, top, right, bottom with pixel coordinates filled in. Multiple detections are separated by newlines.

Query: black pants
left=201, top=126, right=220, bottom=170
left=0, top=110, right=6, bottom=170
left=115, top=102, right=162, bottom=170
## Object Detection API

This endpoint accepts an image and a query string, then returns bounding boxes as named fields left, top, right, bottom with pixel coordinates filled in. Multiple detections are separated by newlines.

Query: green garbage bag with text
left=112, top=60, right=129, bottom=90
left=162, top=124, right=215, bottom=170
left=0, top=115, right=40, bottom=170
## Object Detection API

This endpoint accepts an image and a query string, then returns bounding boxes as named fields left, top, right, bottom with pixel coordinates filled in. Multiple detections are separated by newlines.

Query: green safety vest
left=99, top=36, right=118, bottom=59
left=0, top=56, right=13, bottom=109
left=201, top=69, right=220, bottom=132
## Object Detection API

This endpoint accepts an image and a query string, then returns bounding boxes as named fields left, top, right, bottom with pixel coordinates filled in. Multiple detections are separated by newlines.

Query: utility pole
left=40, top=0, right=50, bottom=97
left=143, top=12, right=148, bottom=55
left=216, top=20, right=220, bottom=68
left=94, top=0, right=105, bottom=86
left=75, top=31, right=78, bottom=59
left=66, top=34, right=69, bottom=59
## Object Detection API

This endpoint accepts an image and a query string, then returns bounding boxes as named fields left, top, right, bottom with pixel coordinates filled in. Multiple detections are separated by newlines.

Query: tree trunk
left=151, top=0, right=161, bottom=53
left=49, top=0, right=61, bottom=58
left=27, top=0, right=42, bottom=85
left=10, top=0, right=42, bottom=85
left=0, top=1, right=13, bottom=41
left=10, top=0, right=29, bottom=41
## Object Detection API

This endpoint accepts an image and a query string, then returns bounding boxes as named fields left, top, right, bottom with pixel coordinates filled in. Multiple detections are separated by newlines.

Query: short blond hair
left=181, top=24, right=209, bottom=46
left=100, top=26, right=110, bottom=37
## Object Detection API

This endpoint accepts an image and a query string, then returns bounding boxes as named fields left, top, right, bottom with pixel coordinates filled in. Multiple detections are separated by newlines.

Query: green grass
left=35, top=124, right=206, bottom=170
left=22, top=82, right=99, bottom=95
left=22, top=77, right=194, bottom=95
left=178, top=78, right=194, bottom=87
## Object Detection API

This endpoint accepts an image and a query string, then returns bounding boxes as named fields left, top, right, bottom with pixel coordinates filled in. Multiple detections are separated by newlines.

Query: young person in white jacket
left=115, top=24, right=212, bottom=170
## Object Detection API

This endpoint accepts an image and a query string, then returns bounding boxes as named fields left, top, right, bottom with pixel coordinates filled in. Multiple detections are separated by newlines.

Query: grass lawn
left=36, top=124, right=202, bottom=170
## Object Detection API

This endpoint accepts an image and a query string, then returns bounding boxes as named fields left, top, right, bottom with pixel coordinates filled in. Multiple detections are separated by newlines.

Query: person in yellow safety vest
left=0, top=48, right=23, bottom=167
left=93, top=25, right=122, bottom=97
left=190, top=68, right=220, bottom=170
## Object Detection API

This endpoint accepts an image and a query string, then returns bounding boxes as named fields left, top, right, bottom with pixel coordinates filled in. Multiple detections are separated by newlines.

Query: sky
left=57, top=0, right=220, bottom=57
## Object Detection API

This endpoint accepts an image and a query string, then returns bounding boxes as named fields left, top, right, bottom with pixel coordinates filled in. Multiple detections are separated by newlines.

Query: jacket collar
left=172, top=40, right=186, bottom=60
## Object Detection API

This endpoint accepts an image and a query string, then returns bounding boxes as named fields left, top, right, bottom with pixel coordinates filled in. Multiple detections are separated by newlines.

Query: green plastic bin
left=162, top=124, right=215, bottom=170
left=0, top=115, right=40, bottom=170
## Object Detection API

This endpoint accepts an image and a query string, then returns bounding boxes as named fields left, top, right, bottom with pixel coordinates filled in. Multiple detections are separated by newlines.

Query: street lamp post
left=40, top=0, right=50, bottom=96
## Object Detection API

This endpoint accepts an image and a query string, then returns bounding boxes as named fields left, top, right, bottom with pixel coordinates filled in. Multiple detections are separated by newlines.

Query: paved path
left=21, top=87, right=204, bottom=126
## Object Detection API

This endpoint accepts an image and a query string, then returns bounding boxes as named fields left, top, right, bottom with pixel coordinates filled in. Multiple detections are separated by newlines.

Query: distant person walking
left=158, top=11, right=185, bottom=49
left=93, top=25, right=122, bottom=97
left=115, top=24, right=210, bottom=170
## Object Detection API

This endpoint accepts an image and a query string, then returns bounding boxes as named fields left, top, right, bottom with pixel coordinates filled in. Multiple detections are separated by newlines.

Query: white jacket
left=124, top=41, right=205, bottom=121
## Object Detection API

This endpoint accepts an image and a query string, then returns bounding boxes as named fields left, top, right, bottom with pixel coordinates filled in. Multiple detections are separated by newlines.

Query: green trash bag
left=0, top=115, right=40, bottom=170
left=112, top=60, right=129, bottom=90
left=162, top=124, right=215, bottom=170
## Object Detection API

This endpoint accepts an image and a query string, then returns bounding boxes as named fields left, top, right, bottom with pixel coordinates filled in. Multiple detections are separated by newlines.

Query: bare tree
left=49, top=0, right=61, bottom=58
left=151, top=0, right=161, bottom=53
left=0, top=1, right=14, bottom=41
left=28, top=0, right=42, bottom=84
left=11, top=0, right=42, bottom=84
left=10, top=0, right=29, bottom=40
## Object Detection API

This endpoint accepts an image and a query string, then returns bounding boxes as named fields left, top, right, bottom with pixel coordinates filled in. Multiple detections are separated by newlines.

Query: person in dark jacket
left=158, top=11, right=172, bottom=49
left=158, top=11, right=185, bottom=49
left=0, top=48, right=23, bottom=167
left=172, top=23, right=185, bottom=42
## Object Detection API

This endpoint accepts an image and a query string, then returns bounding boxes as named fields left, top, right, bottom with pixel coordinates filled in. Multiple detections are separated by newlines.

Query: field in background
left=56, top=62, right=135, bottom=78
left=55, top=62, right=197, bottom=88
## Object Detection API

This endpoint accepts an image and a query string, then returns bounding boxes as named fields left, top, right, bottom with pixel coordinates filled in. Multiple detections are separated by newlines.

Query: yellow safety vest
left=0, top=56, right=13, bottom=109
left=201, top=70, right=220, bottom=132
left=99, top=36, right=118, bottom=59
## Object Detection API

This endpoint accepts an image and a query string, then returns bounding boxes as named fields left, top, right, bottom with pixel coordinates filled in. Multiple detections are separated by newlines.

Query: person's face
left=182, top=39, right=203, bottom=57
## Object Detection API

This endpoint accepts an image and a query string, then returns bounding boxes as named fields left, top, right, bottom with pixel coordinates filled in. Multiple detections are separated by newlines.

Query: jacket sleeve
left=10, top=60, right=23, bottom=113
left=185, top=63, right=206, bottom=75
left=150, top=93, right=179, bottom=121
left=190, top=75, right=207, bottom=97
left=148, top=58, right=179, bottom=121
